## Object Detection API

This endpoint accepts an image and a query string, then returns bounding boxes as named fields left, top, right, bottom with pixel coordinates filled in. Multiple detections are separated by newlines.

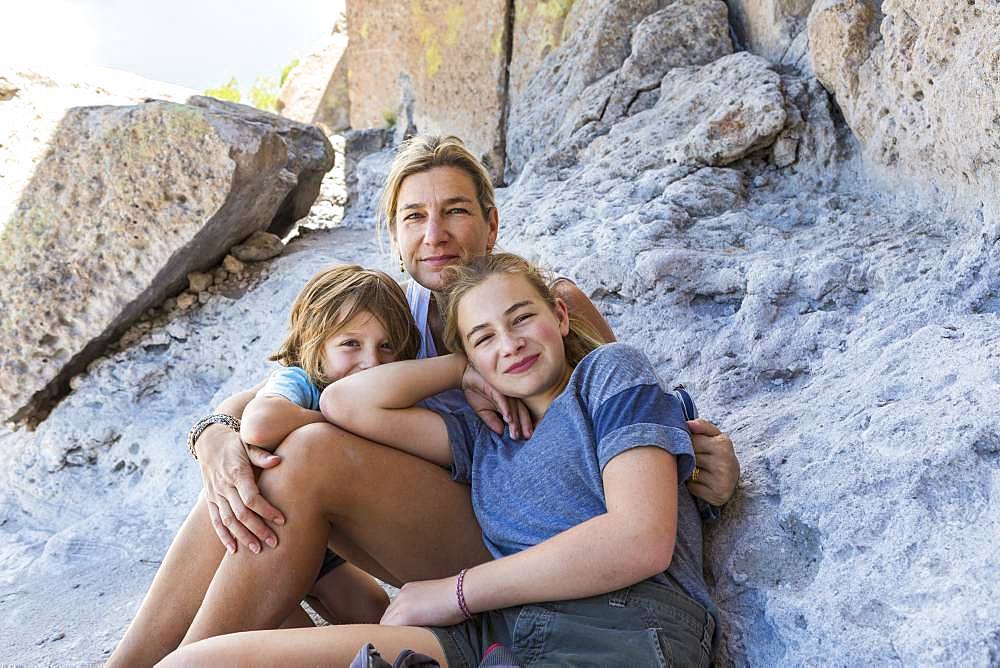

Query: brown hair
left=270, top=265, right=421, bottom=388
left=376, top=134, right=496, bottom=243
left=441, top=253, right=603, bottom=368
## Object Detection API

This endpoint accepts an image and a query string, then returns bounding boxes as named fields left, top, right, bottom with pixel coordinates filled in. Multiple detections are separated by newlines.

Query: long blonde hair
left=441, top=253, right=603, bottom=367
left=270, top=265, right=421, bottom=388
left=376, top=135, right=496, bottom=244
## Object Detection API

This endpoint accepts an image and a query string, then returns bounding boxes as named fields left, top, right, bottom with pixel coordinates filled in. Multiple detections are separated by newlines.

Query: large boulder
left=344, top=0, right=511, bottom=175
left=808, top=0, right=1000, bottom=213
left=506, top=0, right=733, bottom=180
left=0, top=96, right=333, bottom=426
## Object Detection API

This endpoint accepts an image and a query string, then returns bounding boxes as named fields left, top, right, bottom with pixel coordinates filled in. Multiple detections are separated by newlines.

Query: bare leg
left=278, top=605, right=316, bottom=629
left=311, top=563, right=389, bottom=624
left=161, top=624, right=446, bottom=667
left=181, top=423, right=490, bottom=644
left=107, top=495, right=225, bottom=667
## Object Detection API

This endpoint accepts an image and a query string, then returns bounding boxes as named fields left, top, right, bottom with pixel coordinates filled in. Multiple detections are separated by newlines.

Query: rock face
left=3, top=1, right=1000, bottom=666
left=506, top=0, right=733, bottom=179
left=277, top=30, right=350, bottom=132
left=344, top=0, right=511, bottom=174
left=808, top=0, right=1000, bottom=212
left=0, top=96, right=333, bottom=426
left=724, top=0, right=817, bottom=74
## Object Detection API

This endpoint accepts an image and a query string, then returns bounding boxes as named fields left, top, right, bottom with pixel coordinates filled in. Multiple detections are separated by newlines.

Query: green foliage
left=204, top=56, right=301, bottom=113
left=280, top=58, right=300, bottom=87
left=249, top=76, right=279, bottom=112
left=382, top=110, right=397, bottom=129
left=204, top=77, right=241, bottom=103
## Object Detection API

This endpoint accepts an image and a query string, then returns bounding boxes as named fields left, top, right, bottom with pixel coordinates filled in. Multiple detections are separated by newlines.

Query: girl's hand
left=461, top=364, right=534, bottom=439
left=380, top=576, right=467, bottom=627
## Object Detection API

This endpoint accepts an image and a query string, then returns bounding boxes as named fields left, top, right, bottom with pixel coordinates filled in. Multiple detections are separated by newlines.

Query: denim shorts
left=428, top=578, right=715, bottom=667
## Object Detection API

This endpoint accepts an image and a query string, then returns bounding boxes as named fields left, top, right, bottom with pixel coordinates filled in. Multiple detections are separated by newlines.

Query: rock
left=175, top=293, right=198, bottom=310
left=508, top=0, right=576, bottom=101
left=212, top=268, right=229, bottom=283
left=725, top=0, right=817, bottom=73
left=221, top=254, right=245, bottom=274
left=506, top=0, right=733, bottom=179
left=0, top=96, right=332, bottom=426
left=345, top=0, right=511, bottom=175
left=186, top=272, right=213, bottom=293
left=277, top=30, right=350, bottom=132
left=581, top=52, right=787, bottom=174
left=231, top=231, right=284, bottom=262
left=0, top=76, right=18, bottom=100
left=807, top=0, right=1000, bottom=211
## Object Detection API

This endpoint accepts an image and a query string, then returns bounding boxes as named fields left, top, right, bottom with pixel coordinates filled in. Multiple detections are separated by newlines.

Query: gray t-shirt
left=438, top=342, right=717, bottom=624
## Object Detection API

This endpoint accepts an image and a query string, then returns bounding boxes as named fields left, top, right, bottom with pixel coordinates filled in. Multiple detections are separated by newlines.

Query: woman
left=108, top=136, right=739, bottom=666
left=162, top=253, right=717, bottom=665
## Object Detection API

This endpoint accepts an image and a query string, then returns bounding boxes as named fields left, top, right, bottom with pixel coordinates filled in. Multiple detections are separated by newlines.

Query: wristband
left=456, top=568, right=472, bottom=620
left=186, top=413, right=241, bottom=460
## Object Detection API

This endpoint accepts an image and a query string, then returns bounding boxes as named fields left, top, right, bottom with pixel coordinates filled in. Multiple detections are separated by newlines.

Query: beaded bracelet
left=186, top=414, right=241, bottom=460
left=456, top=568, right=472, bottom=620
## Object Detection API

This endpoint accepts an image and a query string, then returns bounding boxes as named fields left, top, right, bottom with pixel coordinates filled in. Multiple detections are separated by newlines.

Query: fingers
left=491, top=393, right=515, bottom=435
left=220, top=489, right=268, bottom=553
left=246, top=444, right=282, bottom=469
left=684, top=480, right=726, bottom=507
left=513, top=400, right=534, bottom=440
left=477, top=409, right=506, bottom=435
left=206, top=500, right=237, bottom=554
left=686, top=418, right=721, bottom=437
left=235, top=473, right=285, bottom=528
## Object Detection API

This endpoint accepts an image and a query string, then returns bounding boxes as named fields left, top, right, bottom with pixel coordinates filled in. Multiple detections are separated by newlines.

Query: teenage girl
left=163, top=253, right=717, bottom=666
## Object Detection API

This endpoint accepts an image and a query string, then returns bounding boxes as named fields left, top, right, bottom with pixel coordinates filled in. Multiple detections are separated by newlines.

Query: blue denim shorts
left=428, top=578, right=715, bottom=667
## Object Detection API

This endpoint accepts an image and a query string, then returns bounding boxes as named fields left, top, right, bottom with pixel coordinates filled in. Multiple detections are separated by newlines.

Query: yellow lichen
left=444, top=5, right=464, bottom=46
left=535, top=0, right=574, bottom=21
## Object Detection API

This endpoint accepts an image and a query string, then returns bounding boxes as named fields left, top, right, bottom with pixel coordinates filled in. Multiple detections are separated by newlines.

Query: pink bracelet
left=456, top=568, right=472, bottom=620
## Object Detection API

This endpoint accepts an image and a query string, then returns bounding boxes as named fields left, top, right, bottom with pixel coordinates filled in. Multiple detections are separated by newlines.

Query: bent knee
left=262, top=423, right=378, bottom=496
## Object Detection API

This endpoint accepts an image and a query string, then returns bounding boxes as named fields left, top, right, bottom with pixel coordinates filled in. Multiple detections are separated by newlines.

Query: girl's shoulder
left=570, top=343, right=660, bottom=405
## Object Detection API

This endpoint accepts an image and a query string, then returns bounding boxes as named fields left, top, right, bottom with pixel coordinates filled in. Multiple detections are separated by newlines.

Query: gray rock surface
left=3, top=3, right=1000, bottom=666
left=0, top=94, right=333, bottom=427
left=807, top=0, right=1000, bottom=216
left=724, top=0, right=817, bottom=74
left=506, top=0, right=733, bottom=179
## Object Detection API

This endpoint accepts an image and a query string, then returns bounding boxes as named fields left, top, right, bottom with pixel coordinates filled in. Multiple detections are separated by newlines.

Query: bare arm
left=320, top=354, right=466, bottom=467
left=240, top=395, right=326, bottom=449
left=552, top=279, right=616, bottom=343
left=381, top=446, right=678, bottom=625
left=193, top=382, right=287, bottom=554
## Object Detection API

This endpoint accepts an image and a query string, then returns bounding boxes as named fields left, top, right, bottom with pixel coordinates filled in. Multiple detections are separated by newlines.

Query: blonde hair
left=441, top=253, right=603, bottom=368
left=270, top=265, right=421, bottom=388
left=376, top=135, right=496, bottom=243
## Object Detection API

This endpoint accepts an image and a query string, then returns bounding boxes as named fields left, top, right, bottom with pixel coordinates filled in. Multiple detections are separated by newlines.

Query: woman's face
left=457, top=273, right=571, bottom=410
left=392, top=166, right=499, bottom=292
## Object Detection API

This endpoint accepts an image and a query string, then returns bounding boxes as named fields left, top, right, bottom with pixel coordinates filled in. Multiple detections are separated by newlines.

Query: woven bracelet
left=456, top=568, right=472, bottom=620
left=186, top=414, right=241, bottom=460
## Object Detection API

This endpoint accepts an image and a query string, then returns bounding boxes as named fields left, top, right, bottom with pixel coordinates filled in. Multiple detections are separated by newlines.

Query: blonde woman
left=110, top=136, right=739, bottom=665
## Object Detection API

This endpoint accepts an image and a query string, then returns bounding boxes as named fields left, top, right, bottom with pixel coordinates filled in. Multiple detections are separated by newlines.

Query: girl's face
left=392, top=166, right=499, bottom=292
left=457, top=274, right=571, bottom=416
left=321, top=310, right=398, bottom=381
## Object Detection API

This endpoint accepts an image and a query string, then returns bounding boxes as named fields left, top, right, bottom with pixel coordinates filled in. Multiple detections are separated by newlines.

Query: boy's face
left=321, top=310, right=398, bottom=381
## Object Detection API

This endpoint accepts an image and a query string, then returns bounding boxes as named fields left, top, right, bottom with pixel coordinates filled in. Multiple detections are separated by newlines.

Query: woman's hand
left=686, top=418, right=740, bottom=506
left=380, top=576, right=467, bottom=627
left=196, top=426, right=285, bottom=554
left=461, top=364, right=534, bottom=439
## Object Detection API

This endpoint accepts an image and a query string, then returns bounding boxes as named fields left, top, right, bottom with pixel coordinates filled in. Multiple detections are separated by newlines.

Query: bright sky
left=0, top=0, right=343, bottom=91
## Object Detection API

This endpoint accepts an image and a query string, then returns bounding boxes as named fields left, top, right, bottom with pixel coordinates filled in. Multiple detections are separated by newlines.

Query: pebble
left=176, top=292, right=198, bottom=310
left=187, top=271, right=213, bottom=293
left=222, top=254, right=246, bottom=274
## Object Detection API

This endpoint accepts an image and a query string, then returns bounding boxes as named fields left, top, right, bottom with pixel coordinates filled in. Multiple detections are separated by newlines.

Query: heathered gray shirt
left=437, top=343, right=718, bottom=625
